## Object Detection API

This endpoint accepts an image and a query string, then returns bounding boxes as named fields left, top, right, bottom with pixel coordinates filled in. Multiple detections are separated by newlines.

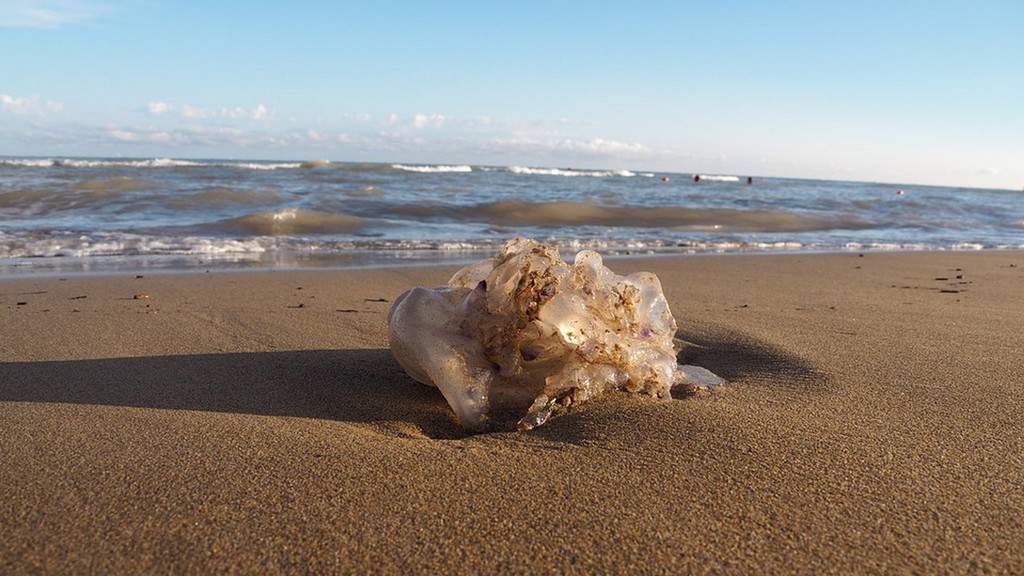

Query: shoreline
left=2, top=245, right=1022, bottom=280
left=3, top=250, right=1023, bottom=572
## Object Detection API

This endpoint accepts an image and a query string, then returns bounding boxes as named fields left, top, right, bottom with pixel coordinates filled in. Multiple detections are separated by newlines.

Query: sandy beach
left=1, top=251, right=1023, bottom=574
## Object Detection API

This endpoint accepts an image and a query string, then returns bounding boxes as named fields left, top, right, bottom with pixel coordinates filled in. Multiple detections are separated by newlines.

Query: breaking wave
left=201, top=208, right=365, bottom=236
left=508, top=166, right=636, bottom=177
left=0, top=158, right=302, bottom=170
left=695, top=174, right=740, bottom=182
left=391, top=164, right=473, bottom=173
left=386, top=200, right=870, bottom=232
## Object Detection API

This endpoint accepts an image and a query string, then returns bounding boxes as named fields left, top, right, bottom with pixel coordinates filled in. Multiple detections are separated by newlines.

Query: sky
left=0, top=0, right=1021, bottom=188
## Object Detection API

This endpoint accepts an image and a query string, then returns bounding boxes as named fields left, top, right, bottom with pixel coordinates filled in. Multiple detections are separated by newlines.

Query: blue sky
left=1, top=0, right=1021, bottom=188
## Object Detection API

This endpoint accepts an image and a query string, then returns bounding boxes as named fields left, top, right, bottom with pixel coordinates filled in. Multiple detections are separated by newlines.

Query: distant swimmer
left=747, top=176, right=753, bottom=185
left=693, top=174, right=701, bottom=183
left=896, top=189, right=905, bottom=196
left=661, top=176, right=670, bottom=182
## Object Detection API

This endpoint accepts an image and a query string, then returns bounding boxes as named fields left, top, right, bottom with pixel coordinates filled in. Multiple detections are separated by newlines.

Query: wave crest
left=508, top=166, right=635, bottom=177
left=695, top=174, right=740, bottom=182
left=205, top=208, right=365, bottom=236
left=391, top=164, right=473, bottom=173
left=388, top=200, right=868, bottom=233
left=0, top=158, right=302, bottom=170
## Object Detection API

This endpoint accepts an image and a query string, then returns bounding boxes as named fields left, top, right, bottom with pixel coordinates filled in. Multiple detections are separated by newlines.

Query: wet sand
left=1, top=251, right=1023, bottom=573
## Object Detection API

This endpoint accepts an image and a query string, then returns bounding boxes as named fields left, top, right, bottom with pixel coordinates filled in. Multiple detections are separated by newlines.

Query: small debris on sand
left=288, top=303, right=305, bottom=309
left=940, top=289, right=960, bottom=294
left=16, top=302, right=27, bottom=306
left=365, top=298, right=389, bottom=303
left=69, top=295, right=87, bottom=300
left=336, top=308, right=359, bottom=313
left=133, top=293, right=150, bottom=300
left=135, top=275, right=144, bottom=279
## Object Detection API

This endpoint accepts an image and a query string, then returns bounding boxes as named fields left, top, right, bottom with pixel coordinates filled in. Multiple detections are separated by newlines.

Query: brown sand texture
left=1, top=251, right=1023, bottom=574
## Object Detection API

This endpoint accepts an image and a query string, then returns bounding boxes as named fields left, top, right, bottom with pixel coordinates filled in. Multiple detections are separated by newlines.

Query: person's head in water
left=747, top=176, right=753, bottom=185
left=693, top=174, right=700, bottom=182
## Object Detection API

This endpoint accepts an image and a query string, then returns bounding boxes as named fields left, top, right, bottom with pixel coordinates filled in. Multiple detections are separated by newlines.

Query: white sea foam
left=0, top=158, right=56, bottom=167
left=229, top=162, right=302, bottom=170
left=0, top=158, right=302, bottom=170
left=392, top=164, right=473, bottom=173
left=0, top=228, right=1008, bottom=263
left=695, top=174, right=740, bottom=182
left=0, top=231, right=272, bottom=259
left=508, top=166, right=636, bottom=177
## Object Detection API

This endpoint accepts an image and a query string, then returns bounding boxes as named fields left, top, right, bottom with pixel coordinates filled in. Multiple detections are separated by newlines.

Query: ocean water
left=1, top=157, right=1022, bottom=274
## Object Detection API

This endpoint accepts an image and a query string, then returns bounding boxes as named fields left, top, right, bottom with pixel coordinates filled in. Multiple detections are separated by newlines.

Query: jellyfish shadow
left=0, top=348, right=470, bottom=440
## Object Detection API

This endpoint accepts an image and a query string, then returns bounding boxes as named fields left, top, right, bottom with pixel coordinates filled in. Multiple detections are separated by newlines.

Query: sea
left=1, top=157, right=1022, bottom=275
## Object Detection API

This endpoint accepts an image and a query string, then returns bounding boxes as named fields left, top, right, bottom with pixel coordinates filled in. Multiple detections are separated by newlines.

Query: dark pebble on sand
left=940, top=289, right=960, bottom=294
left=16, top=302, right=27, bottom=306
left=336, top=308, right=359, bottom=313
left=365, top=298, right=389, bottom=302
left=135, top=275, right=144, bottom=279
left=935, top=277, right=949, bottom=281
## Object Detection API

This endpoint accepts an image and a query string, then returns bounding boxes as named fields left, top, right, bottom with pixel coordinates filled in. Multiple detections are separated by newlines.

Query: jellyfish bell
left=388, top=238, right=725, bottom=431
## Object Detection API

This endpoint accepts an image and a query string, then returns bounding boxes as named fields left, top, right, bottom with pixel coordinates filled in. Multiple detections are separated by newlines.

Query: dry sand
left=1, top=251, right=1023, bottom=574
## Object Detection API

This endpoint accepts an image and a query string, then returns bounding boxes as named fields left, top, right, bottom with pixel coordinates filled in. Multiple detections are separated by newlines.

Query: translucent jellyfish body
left=387, top=238, right=724, bottom=431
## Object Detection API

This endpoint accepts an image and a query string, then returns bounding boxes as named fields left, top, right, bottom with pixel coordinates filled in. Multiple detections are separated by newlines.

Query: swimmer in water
left=747, top=176, right=753, bottom=185
left=661, top=176, right=670, bottom=182
left=693, top=174, right=701, bottom=183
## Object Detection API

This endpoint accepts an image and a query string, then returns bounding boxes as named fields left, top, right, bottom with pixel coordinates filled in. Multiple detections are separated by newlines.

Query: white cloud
left=180, top=104, right=207, bottom=119
left=0, top=0, right=106, bottom=29
left=487, top=136, right=651, bottom=158
left=157, top=102, right=270, bottom=121
left=106, top=128, right=138, bottom=142
left=0, top=94, right=64, bottom=115
left=147, top=101, right=172, bottom=115
left=412, top=113, right=445, bottom=129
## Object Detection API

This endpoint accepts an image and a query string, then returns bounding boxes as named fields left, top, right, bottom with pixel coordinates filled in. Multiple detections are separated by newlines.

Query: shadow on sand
left=0, top=328, right=826, bottom=440
left=0, top=349, right=471, bottom=439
